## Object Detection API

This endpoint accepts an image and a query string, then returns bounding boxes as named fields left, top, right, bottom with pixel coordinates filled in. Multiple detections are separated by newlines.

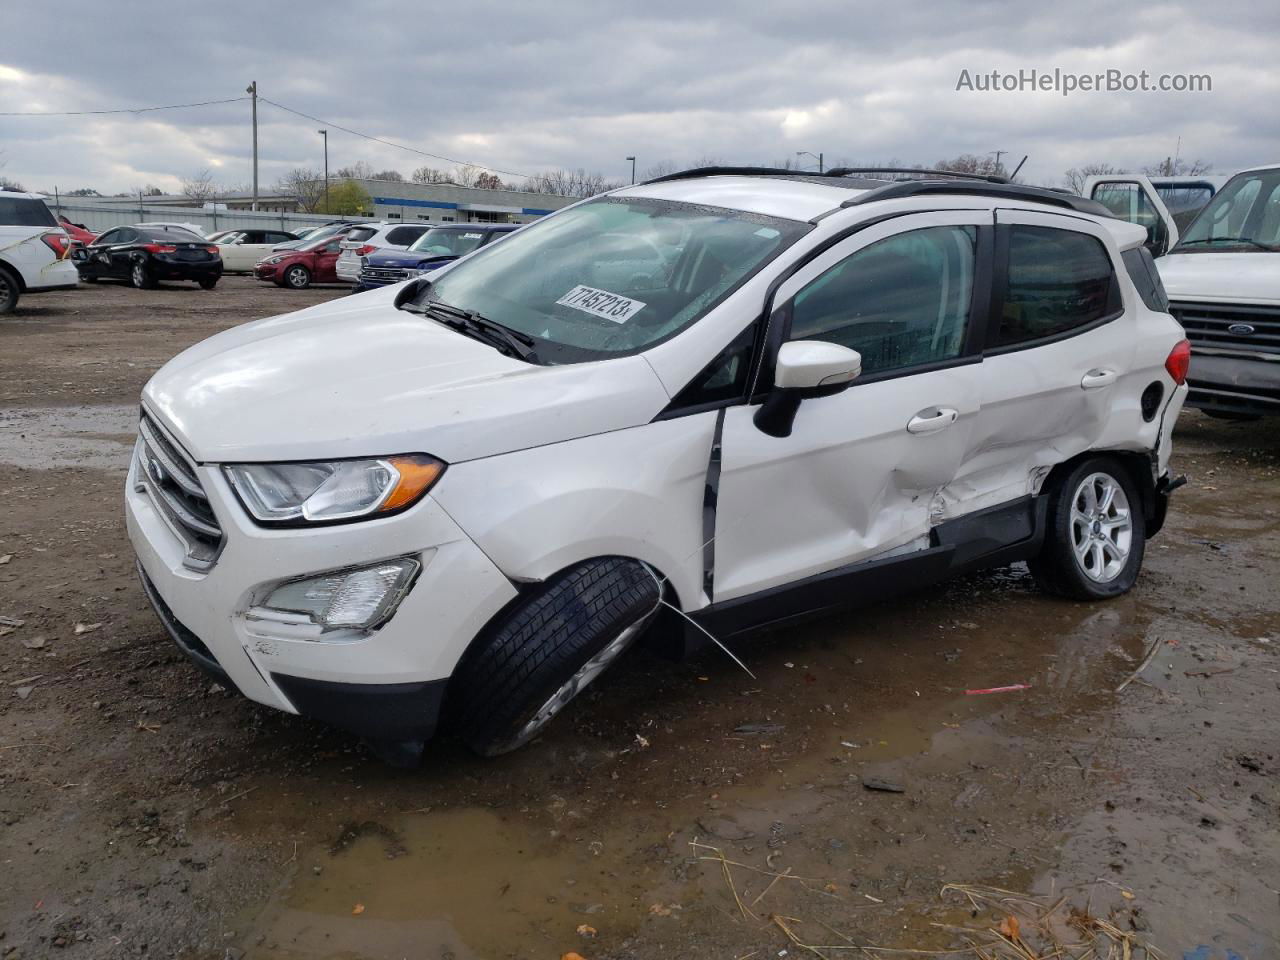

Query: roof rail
left=824, top=166, right=1008, bottom=183
left=840, top=179, right=1115, bottom=217
left=641, top=165, right=836, bottom=185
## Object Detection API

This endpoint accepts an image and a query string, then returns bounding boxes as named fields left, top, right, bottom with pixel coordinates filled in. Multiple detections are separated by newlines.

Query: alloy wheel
left=1069, top=472, right=1133, bottom=583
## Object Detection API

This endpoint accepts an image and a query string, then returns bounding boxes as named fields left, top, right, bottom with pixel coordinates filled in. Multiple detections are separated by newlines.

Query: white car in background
left=335, top=222, right=432, bottom=282
left=1087, top=164, right=1280, bottom=417
left=212, top=228, right=300, bottom=273
left=128, top=168, right=1189, bottom=764
left=0, top=190, right=78, bottom=314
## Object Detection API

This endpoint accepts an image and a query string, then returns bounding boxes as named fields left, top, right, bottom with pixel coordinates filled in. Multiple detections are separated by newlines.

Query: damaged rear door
left=711, top=211, right=992, bottom=602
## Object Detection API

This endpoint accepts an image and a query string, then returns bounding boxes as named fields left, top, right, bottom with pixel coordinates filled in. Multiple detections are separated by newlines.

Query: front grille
left=135, top=413, right=224, bottom=570
left=1169, top=300, right=1280, bottom=359
left=360, top=266, right=409, bottom=284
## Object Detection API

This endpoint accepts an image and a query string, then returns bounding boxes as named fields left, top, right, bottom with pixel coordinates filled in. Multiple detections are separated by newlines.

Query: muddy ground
left=1, top=277, right=1278, bottom=960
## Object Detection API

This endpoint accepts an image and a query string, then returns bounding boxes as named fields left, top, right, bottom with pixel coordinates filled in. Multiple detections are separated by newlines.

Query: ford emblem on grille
left=148, top=456, right=168, bottom=485
left=1227, top=323, right=1257, bottom=336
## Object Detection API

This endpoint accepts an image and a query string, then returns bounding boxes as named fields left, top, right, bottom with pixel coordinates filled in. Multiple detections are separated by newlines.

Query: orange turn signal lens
left=380, top=454, right=447, bottom=512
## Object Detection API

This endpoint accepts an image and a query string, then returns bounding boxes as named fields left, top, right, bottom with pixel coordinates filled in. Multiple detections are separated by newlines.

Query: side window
left=386, top=226, right=426, bottom=246
left=114, top=228, right=138, bottom=244
left=1121, top=247, right=1169, bottom=313
left=267, top=232, right=292, bottom=244
left=997, top=225, right=1117, bottom=347
left=788, top=225, right=976, bottom=376
left=669, top=323, right=756, bottom=409
left=241, top=231, right=264, bottom=244
left=95, top=229, right=119, bottom=245
left=1092, top=182, right=1169, bottom=253
left=323, top=239, right=343, bottom=254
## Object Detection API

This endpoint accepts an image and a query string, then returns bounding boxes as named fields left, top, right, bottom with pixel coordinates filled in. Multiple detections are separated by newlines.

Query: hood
left=142, top=286, right=671, bottom=464
left=1157, top=252, right=1280, bottom=306
left=366, top=249, right=456, bottom=268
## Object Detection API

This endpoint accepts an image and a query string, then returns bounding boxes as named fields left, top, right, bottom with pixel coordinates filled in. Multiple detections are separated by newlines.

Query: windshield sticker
left=555, top=285, right=648, bottom=324
left=754, top=226, right=781, bottom=239
left=462, top=233, right=483, bottom=239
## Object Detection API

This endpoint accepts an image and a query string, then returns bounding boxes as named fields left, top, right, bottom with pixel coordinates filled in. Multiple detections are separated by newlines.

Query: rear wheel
left=0, top=266, right=18, bottom=314
left=1030, top=457, right=1146, bottom=600
left=198, top=277, right=218, bottom=290
left=284, top=264, right=311, bottom=289
left=450, top=557, right=661, bottom=756
left=131, top=262, right=156, bottom=290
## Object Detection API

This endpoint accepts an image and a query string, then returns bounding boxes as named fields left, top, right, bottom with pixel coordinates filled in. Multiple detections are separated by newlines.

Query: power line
left=257, top=96, right=530, bottom=180
left=0, top=96, right=249, bottom=117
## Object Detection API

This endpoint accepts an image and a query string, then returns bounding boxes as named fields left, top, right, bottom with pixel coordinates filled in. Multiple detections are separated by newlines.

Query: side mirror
left=754, top=341, right=861, bottom=438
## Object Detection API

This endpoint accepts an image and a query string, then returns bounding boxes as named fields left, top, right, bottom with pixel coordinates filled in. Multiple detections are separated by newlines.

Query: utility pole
left=247, top=81, right=258, bottom=211
left=796, top=151, right=823, bottom=173
left=990, top=149, right=1007, bottom=175
left=626, top=155, right=636, bottom=184
left=318, top=129, right=329, bottom=211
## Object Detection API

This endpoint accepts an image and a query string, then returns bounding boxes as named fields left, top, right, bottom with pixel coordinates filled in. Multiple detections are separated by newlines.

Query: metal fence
left=47, top=200, right=357, bottom=237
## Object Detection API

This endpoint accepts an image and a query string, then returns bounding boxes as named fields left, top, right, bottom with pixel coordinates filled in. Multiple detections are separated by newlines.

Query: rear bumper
left=335, top=258, right=360, bottom=281
left=25, top=259, right=80, bottom=291
left=150, top=260, right=223, bottom=281
left=1186, top=354, right=1280, bottom=415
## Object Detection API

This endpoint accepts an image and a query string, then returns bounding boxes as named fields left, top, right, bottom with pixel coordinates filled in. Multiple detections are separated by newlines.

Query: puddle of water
left=0, top=404, right=136, bottom=470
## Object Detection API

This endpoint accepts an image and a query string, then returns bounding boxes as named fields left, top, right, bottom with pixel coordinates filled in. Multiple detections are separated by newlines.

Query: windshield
left=409, top=227, right=490, bottom=257
left=1175, top=169, right=1280, bottom=251
left=412, top=197, right=807, bottom=362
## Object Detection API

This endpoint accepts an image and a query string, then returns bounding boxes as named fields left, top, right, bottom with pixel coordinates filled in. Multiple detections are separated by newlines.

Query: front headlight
left=263, top=256, right=284, bottom=264
left=224, top=454, right=445, bottom=525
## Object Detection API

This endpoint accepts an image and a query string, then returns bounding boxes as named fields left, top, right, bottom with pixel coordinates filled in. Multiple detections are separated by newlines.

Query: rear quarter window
left=1121, top=247, right=1170, bottom=312
left=996, top=226, right=1118, bottom=347
left=386, top=226, right=427, bottom=246
left=0, top=197, right=57, bottom=228
left=345, top=228, right=376, bottom=243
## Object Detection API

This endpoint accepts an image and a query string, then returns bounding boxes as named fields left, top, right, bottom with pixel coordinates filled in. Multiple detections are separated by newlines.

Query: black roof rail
left=840, top=179, right=1114, bottom=217
left=642, top=165, right=836, bottom=185
left=824, top=166, right=1008, bottom=183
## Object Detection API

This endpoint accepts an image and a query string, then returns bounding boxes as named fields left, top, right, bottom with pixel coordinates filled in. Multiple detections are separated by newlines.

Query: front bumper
left=253, top=263, right=283, bottom=282
left=1186, top=354, right=1280, bottom=416
left=126, top=430, right=519, bottom=740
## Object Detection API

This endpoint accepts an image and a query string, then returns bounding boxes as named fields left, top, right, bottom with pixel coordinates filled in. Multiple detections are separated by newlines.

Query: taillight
left=41, top=231, right=71, bottom=260
left=356, top=244, right=376, bottom=256
left=1165, top=339, right=1191, bottom=385
left=141, top=243, right=178, bottom=254
left=205, top=246, right=219, bottom=254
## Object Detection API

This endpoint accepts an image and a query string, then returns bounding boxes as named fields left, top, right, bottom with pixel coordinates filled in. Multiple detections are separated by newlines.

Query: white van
left=1086, top=166, right=1279, bottom=417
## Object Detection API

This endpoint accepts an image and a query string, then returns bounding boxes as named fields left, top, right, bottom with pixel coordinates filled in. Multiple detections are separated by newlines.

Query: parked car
left=253, top=233, right=344, bottom=288
left=135, top=220, right=207, bottom=236
left=353, top=223, right=520, bottom=292
left=58, top=215, right=97, bottom=245
left=1086, top=165, right=1279, bottom=417
left=272, top=222, right=372, bottom=251
left=335, top=222, right=432, bottom=282
left=128, top=168, right=1189, bottom=763
left=212, top=228, right=299, bottom=273
left=74, top=224, right=223, bottom=289
left=0, top=191, right=78, bottom=314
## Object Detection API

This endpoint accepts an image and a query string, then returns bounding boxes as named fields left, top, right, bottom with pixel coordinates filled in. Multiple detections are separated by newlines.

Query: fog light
left=260, top=558, right=420, bottom=632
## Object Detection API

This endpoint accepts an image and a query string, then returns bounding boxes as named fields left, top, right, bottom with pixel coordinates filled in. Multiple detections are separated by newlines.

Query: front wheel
left=283, top=264, right=311, bottom=289
left=131, top=263, right=156, bottom=290
left=0, top=266, right=18, bottom=314
left=1030, top=457, right=1146, bottom=600
left=450, top=557, right=661, bottom=756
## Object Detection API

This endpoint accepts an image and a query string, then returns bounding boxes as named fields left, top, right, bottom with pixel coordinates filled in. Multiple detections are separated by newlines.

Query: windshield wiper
left=1176, top=237, right=1278, bottom=251
left=404, top=300, right=538, bottom=362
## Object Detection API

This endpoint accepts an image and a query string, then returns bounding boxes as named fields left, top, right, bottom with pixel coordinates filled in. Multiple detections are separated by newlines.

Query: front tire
left=0, top=266, right=18, bottom=314
left=283, top=264, right=311, bottom=289
left=1030, top=457, right=1146, bottom=600
left=131, top=262, right=156, bottom=290
left=450, top=557, right=661, bottom=756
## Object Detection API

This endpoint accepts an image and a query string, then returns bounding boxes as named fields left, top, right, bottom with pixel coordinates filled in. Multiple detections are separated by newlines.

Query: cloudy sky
left=1, top=1, right=1276, bottom=196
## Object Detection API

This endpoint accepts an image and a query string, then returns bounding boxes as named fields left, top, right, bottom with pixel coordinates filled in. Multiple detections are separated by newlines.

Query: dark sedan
left=74, top=224, right=223, bottom=289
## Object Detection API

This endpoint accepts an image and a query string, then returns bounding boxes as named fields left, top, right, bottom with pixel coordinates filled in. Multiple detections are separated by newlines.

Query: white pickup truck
left=0, top=191, right=78, bottom=314
left=1086, top=166, right=1280, bottom=418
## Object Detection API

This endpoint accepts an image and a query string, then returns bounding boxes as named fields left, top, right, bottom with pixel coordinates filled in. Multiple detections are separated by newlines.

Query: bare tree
left=641, top=160, right=679, bottom=179
left=0, top=151, right=22, bottom=192
left=336, top=160, right=375, bottom=180
left=1143, top=157, right=1212, bottom=177
left=370, top=169, right=405, bottom=182
left=474, top=171, right=504, bottom=190
left=412, top=166, right=453, bottom=184
left=935, top=153, right=1007, bottom=178
left=452, top=164, right=480, bottom=188
left=274, top=167, right=326, bottom=213
left=1062, top=162, right=1127, bottom=195
left=522, top=168, right=624, bottom=198
left=180, top=169, right=217, bottom=204
left=65, top=187, right=102, bottom=197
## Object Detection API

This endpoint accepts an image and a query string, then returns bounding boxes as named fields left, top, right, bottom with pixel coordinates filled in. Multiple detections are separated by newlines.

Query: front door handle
left=1080, top=368, right=1118, bottom=390
left=906, top=407, right=959, bottom=435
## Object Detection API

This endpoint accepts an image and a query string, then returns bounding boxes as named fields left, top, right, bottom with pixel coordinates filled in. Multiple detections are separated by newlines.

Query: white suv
left=335, top=222, right=432, bottom=282
left=127, top=168, right=1189, bottom=763
left=0, top=191, right=78, bottom=314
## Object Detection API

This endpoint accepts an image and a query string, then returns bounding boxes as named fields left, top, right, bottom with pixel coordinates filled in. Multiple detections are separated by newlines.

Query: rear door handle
left=906, top=407, right=959, bottom=435
left=1080, top=368, right=1118, bottom=390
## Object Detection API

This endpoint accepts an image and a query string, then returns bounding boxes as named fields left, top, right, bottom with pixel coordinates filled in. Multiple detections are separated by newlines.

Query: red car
left=253, top=234, right=343, bottom=289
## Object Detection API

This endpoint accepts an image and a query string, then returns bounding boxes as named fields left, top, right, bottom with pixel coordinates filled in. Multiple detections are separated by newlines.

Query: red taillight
left=1165, top=339, right=1191, bottom=385
left=41, top=231, right=71, bottom=259
left=205, top=246, right=219, bottom=254
left=141, top=243, right=178, bottom=254
left=356, top=244, right=376, bottom=256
